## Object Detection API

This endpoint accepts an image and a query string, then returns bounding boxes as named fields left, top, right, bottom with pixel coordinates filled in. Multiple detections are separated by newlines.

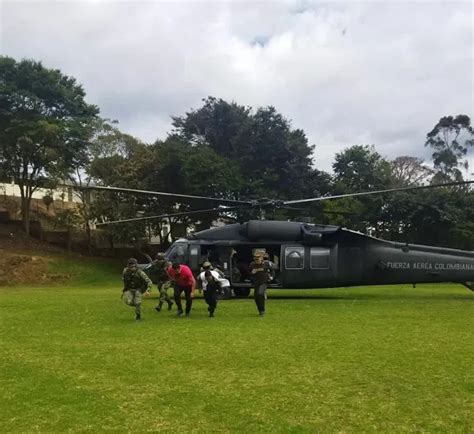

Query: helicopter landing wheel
left=233, top=287, right=251, bottom=298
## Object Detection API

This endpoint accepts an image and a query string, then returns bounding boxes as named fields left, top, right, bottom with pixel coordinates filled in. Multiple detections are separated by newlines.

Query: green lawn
left=1, top=255, right=473, bottom=432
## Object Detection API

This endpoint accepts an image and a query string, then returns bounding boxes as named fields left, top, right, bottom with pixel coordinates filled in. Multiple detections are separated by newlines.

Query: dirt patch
left=0, top=250, right=69, bottom=286
left=0, top=231, right=63, bottom=253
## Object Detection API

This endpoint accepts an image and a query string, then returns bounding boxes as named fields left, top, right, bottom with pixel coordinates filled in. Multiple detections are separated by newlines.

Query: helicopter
left=87, top=180, right=474, bottom=297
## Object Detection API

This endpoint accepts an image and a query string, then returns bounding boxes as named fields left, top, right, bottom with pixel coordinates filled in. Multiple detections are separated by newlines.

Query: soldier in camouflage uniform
left=122, top=257, right=152, bottom=321
left=151, top=252, right=174, bottom=312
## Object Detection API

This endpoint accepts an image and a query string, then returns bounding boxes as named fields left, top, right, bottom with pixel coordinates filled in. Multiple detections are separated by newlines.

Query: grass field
left=1, top=254, right=474, bottom=432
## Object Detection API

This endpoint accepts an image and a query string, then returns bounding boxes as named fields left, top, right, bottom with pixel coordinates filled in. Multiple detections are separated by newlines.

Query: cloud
left=1, top=0, right=472, bottom=173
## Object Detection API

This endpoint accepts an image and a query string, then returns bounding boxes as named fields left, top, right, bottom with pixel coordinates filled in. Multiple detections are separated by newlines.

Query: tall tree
left=69, top=118, right=125, bottom=252
left=90, top=190, right=149, bottom=249
left=243, top=106, right=315, bottom=199
left=332, top=145, right=392, bottom=233
left=171, top=97, right=317, bottom=201
left=142, top=138, right=245, bottom=241
left=390, top=156, right=433, bottom=187
left=382, top=187, right=474, bottom=248
left=88, top=133, right=155, bottom=244
left=333, top=145, right=392, bottom=192
left=425, top=114, right=474, bottom=181
left=171, top=96, right=252, bottom=158
left=0, top=57, right=99, bottom=234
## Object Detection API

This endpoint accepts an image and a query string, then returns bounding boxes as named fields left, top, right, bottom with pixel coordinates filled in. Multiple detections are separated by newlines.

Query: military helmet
left=155, top=252, right=166, bottom=259
left=202, top=261, right=212, bottom=269
left=127, top=258, right=138, bottom=266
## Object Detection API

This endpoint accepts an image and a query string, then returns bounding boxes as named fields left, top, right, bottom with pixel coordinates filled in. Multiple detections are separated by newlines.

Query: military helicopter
left=88, top=180, right=474, bottom=297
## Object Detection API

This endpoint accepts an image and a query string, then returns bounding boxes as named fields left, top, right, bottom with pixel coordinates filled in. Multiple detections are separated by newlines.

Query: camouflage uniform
left=150, top=256, right=174, bottom=311
left=122, top=259, right=152, bottom=320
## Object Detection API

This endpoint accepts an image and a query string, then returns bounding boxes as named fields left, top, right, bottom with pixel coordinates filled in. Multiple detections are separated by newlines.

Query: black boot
left=136, top=313, right=141, bottom=321
left=167, top=301, right=173, bottom=311
left=155, top=302, right=163, bottom=312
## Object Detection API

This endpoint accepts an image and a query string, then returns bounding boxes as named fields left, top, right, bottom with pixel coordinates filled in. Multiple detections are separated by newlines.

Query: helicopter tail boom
left=368, top=244, right=474, bottom=287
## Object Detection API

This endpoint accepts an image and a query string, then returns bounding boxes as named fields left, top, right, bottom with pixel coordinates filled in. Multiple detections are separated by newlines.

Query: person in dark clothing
left=150, top=252, right=173, bottom=312
left=203, top=270, right=220, bottom=317
left=249, top=252, right=272, bottom=316
left=167, top=262, right=196, bottom=317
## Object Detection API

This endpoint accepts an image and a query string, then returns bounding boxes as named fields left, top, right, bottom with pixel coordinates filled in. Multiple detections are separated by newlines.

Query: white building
left=0, top=180, right=80, bottom=204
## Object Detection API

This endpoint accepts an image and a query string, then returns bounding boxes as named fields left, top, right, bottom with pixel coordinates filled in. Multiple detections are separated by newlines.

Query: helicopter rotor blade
left=280, top=206, right=309, bottom=212
left=82, top=185, right=253, bottom=205
left=283, top=180, right=474, bottom=206
left=95, top=205, right=246, bottom=226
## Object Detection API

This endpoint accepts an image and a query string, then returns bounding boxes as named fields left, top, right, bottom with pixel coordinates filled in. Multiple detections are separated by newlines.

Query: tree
left=333, top=145, right=392, bottom=192
left=388, top=188, right=473, bottom=248
left=68, top=118, right=127, bottom=253
left=425, top=114, right=474, bottom=181
left=0, top=57, right=99, bottom=234
left=332, top=145, right=392, bottom=234
left=88, top=133, right=156, bottom=245
left=171, top=96, right=252, bottom=157
left=390, top=156, right=433, bottom=187
left=381, top=157, right=433, bottom=240
left=143, top=138, right=244, bottom=241
left=181, top=145, right=244, bottom=199
left=54, top=208, right=82, bottom=252
left=171, top=97, right=317, bottom=201
left=243, top=106, right=315, bottom=199
left=295, top=169, right=334, bottom=224
left=90, top=190, right=149, bottom=249
left=89, top=98, right=329, bottom=237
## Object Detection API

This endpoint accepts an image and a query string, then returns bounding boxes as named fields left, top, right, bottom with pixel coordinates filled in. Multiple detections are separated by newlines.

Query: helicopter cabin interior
left=166, top=242, right=337, bottom=289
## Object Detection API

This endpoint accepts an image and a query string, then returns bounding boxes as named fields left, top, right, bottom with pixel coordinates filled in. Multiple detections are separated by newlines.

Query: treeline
left=1, top=57, right=473, bottom=250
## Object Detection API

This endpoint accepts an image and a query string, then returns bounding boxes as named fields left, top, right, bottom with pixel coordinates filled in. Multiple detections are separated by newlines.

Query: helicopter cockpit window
left=285, top=247, right=304, bottom=269
left=167, top=244, right=187, bottom=264
left=310, top=248, right=330, bottom=269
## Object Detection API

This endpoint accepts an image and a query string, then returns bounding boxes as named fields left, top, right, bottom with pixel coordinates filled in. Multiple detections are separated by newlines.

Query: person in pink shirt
left=167, top=262, right=196, bottom=317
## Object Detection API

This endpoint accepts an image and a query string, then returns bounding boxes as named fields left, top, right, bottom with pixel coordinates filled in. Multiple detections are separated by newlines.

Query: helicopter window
left=285, top=247, right=304, bottom=269
left=167, top=244, right=187, bottom=264
left=310, top=248, right=330, bottom=269
left=189, top=246, right=200, bottom=270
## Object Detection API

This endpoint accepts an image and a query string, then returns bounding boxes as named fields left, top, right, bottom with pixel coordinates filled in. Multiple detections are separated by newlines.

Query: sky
left=1, top=0, right=473, bottom=173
